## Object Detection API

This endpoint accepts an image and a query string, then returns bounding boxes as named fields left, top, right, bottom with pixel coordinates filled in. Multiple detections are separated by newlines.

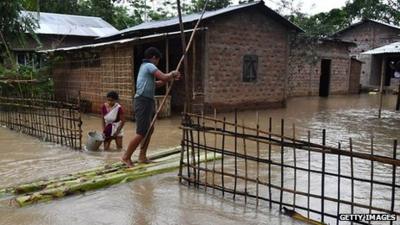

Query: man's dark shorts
left=134, top=96, right=155, bottom=136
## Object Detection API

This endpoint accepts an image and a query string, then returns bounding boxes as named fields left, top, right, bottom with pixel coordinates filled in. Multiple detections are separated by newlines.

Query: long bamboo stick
left=141, top=0, right=209, bottom=153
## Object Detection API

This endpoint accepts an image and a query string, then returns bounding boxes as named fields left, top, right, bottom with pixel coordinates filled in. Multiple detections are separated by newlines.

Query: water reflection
left=0, top=94, right=399, bottom=225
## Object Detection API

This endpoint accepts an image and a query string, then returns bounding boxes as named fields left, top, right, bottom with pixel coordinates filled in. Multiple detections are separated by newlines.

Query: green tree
left=112, top=6, right=137, bottom=30
left=188, top=0, right=231, bottom=12
left=285, top=0, right=400, bottom=37
left=0, top=0, right=37, bottom=65
left=24, top=0, right=80, bottom=14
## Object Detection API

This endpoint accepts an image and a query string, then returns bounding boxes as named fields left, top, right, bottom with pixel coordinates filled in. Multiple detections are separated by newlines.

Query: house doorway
left=319, top=59, right=331, bottom=97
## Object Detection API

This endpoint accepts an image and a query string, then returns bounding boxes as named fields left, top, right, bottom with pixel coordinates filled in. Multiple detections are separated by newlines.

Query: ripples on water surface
left=0, top=94, right=399, bottom=225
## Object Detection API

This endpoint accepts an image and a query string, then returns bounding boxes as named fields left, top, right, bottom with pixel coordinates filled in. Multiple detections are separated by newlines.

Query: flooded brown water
left=0, top=94, right=399, bottom=225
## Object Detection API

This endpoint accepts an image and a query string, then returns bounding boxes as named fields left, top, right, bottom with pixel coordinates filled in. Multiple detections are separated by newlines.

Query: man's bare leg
left=122, top=134, right=144, bottom=167
left=139, top=127, right=154, bottom=163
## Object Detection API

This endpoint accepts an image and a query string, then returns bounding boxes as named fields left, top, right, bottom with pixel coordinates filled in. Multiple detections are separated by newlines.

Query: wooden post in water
left=321, top=129, right=326, bottom=223
left=196, top=116, right=201, bottom=187
left=307, top=131, right=311, bottom=219
left=396, top=83, right=400, bottom=111
left=378, top=57, right=386, bottom=118
left=179, top=114, right=185, bottom=184
left=279, top=119, right=284, bottom=211
left=268, top=117, right=272, bottom=208
left=221, top=117, right=226, bottom=196
left=233, top=109, right=238, bottom=200
left=336, top=142, right=341, bottom=225
left=255, top=112, right=260, bottom=207
left=390, top=140, right=397, bottom=225
left=185, top=115, right=191, bottom=186
left=349, top=138, right=354, bottom=225
left=212, top=109, right=217, bottom=192
left=202, top=111, right=208, bottom=191
left=177, top=0, right=191, bottom=113
left=165, top=38, right=170, bottom=92
left=368, top=137, right=374, bottom=225
left=242, top=119, right=248, bottom=204
left=292, top=124, right=297, bottom=210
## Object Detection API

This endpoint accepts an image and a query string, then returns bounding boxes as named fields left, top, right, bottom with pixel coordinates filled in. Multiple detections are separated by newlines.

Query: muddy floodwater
left=0, top=94, right=399, bottom=225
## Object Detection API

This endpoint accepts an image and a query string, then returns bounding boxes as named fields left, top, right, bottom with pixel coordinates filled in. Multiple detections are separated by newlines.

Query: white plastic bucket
left=86, top=131, right=104, bottom=151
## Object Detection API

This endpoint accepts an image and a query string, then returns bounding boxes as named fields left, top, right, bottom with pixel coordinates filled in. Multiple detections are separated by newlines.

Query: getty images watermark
left=339, top=214, right=397, bottom=222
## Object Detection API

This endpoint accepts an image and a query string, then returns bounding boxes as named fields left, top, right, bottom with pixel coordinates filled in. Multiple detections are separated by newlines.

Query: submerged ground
left=0, top=94, right=399, bottom=225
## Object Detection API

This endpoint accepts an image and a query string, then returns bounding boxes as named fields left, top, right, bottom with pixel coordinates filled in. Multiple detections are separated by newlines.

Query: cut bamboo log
left=0, top=147, right=181, bottom=195
left=2, top=149, right=220, bottom=207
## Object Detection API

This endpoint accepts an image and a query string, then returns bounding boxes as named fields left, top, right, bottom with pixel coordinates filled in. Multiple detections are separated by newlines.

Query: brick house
left=47, top=1, right=303, bottom=117
left=288, top=38, right=360, bottom=97
left=333, top=18, right=400, bottom=89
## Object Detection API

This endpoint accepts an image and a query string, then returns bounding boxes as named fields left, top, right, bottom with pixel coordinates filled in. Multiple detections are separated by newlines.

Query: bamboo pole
left=336, top=142, right=341, bottom=225
left=141, top=0, right=209, bottom=153
left=292, top=124, right=297, bottom=210
left=221, top=117, right=226, bottom=196
left=165, top=38, right=170, bottom=92
left=202, top=111, right=208, bottom=191
left=188, top=117, right=197, bottom=184
left=77, top=92, right=82, bottom=150
left=307, top=131, right=311, bottom=219
left=321, top=129, right=326, bottom=223
left=185, top=115, right=191, bottom=186
left=242, top=119, right=248, bottom=204
left=396, top=82, right=400, bottom=111
left=268, top=117, right=272, bottom=208
left=233, top=110, right=238, bottom=200
left=212, top=108, right=217, bottom=191
left=192, top=38, right=196, bottom=100
left=368, top=138, right=374, bottom=225
left=177, top=0, right=190, bottom=113
left=179, top=114, right=185, bottom=184
left=279, top=119, right=285, bottom=211
left=378, top=57, right=386, bottom=118
left=256, top=112, right=260, bottom=207
left=350, top=138, right=354, bottom=225
left=194, top=116, right=199, bottom=187
left=390, top=140, right=397, bottom=225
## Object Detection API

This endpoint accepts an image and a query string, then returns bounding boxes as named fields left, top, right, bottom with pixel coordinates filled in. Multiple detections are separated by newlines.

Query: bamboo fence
left=0, top=95, right=82, bottom=149
left=179, top=112, right=400, bottom=225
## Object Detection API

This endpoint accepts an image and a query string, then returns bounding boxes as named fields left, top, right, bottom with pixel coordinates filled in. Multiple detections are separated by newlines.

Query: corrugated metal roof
left=98, top=0, right=303, bottom=40
left=333, top=18, right=400, bottom=37
left=39, top=28, right=205, bottom=53
left=22, top=11, right=118, bottom=37
left=367, top=19, right=400, bottom=30
left=362, top=42, right=400, bottom=55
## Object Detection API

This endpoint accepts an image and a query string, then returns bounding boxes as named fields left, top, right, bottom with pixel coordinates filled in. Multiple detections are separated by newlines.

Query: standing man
left=122, top=47, right=180, bottom=167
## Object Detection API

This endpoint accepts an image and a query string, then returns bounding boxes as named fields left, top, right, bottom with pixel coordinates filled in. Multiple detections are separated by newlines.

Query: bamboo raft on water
left=0, top=147, right=221, bottom=207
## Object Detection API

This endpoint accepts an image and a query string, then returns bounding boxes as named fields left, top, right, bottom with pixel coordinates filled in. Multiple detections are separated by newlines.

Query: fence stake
left=321, top=129, right=326, bottom=223
left=390, top=140, right=397, bottom=225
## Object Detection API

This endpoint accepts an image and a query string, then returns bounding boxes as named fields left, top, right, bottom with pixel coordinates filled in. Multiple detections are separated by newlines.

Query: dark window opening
left=243, top=55, right=258, bottom=82
left=15, top=52, right=47, bottom=69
